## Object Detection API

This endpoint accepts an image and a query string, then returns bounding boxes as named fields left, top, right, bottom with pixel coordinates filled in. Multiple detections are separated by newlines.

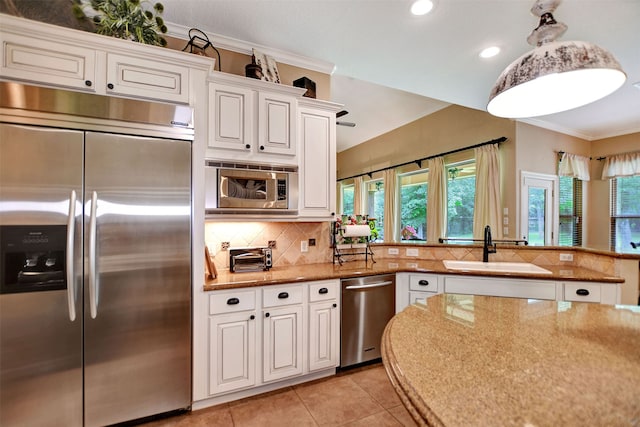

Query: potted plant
left=72, top=0, right=168, bottom=46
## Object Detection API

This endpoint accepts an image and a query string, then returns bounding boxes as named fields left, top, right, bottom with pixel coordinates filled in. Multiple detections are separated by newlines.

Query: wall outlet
left=559, top=253, right=573, bottom=261
left=268, top=240, right=277, bottom=249
left=388, top=248, right=400, bottom=255
left=308, top=238, right=316, bottom=247
left=406, top=248, right=419, bottom=257
left=300, top=240, right=309, bottom=252
left=221, top=242, right=230, bottom=251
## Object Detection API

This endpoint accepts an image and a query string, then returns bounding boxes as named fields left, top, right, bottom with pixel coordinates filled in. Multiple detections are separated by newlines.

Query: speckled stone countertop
left=381, top=295, right=640, bottom=426
left=204, top=260, right=623, bottom=291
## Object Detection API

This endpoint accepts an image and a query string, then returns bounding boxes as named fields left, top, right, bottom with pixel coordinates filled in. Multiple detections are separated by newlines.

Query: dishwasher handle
left=345, top=280, right=393, bottom=290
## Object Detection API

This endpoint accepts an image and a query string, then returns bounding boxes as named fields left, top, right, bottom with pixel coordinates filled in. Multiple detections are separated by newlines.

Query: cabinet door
left=209, top=312, right=257, bottom=395
left=444, top=276, right=557, bottom=300
left=309, top=301, right=339, bottom=371
left=258, top=92, right=296, bottom=156
left=106, top=53, right=189, bottom=103
left=263, top=306, right=303, bottom=382
left=1, top=32, right=97, bottom=91
left=208, top=83, right=254, bottom=152
left=298, top=108, right=336, bottom=218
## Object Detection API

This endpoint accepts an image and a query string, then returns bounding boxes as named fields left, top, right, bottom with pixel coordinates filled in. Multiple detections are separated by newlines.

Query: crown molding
left=166, top=22, right=335, bottom=75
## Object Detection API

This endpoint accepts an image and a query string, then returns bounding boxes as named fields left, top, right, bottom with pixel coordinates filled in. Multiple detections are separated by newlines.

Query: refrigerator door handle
left=89, top=191, right=99, bottom=319
left=66, top=190, right=77, bottom=321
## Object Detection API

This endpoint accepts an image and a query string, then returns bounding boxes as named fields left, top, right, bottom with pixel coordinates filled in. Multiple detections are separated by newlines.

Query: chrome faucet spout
left=483, top=225, right=497, bottom=262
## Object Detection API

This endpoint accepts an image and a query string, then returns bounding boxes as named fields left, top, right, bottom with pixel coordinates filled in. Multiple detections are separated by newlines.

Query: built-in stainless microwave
left=205, top=161, right=298, bottom=214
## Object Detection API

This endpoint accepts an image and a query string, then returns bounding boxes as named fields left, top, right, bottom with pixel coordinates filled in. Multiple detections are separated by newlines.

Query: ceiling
left=161, top=0, right=640, bottom=152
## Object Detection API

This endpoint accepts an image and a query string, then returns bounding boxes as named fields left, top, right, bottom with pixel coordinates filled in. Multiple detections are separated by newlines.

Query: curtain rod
left=557, top=151, right=598, bottom=161
left=338, top=136, right=507, bottom=182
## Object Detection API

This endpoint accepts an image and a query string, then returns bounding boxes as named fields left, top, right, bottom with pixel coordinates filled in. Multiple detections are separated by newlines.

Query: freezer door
left=0, top=123, right=83, bottom=427
left=83, top=132, right=192, bottom=426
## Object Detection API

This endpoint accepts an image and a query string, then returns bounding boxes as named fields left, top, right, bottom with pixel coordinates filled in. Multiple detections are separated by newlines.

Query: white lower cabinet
left=262, top=304, right=303, bottom=382
left=308, top=280, right=340, bottom=371
left=444, top=276, right=557, bottom=300
left=208, top=290, right=257, bottom=395
left=206, top=280, right=340, bottom=400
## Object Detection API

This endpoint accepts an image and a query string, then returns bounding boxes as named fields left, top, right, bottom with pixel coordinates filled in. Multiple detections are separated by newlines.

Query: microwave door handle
left=88, top=191, right=99, bottom=319
left=66, top=190, right=77, bottom=322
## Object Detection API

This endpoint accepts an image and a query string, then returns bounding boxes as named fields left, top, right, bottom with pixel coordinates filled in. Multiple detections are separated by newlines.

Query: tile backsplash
left=205, top=221, right=333, bottom=270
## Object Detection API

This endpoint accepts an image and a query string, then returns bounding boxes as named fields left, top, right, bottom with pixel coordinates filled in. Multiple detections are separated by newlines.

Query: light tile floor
left=145, top=363, right=418, bottom=426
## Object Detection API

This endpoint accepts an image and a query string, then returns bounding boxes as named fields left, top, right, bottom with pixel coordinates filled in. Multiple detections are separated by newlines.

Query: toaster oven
left=229, top=247, right=272, bottom=273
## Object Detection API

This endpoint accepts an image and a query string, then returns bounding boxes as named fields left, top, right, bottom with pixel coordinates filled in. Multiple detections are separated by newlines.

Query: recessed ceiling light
left=480, top=46, right=501, bottom=58
left=411, top=0, right=434, bottom=16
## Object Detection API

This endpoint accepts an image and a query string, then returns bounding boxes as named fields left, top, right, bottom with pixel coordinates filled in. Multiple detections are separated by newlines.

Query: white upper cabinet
left=0, top=15, right=212, bottom=104
left=206, top=72, right=305, bottom=166
left=297, top=99, right=341, bottom=220
left=105, top=53, right=191, bottom=103
left=1, top=31, right=98, bottom=92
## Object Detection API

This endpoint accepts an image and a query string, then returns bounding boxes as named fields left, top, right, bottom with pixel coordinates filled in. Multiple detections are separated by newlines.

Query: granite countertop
left=204, top=260, right=623, bottom=291
left=381, top=295, right=640, bottom=426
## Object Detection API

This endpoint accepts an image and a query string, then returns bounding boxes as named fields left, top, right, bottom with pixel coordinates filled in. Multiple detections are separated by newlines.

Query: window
left=446, top=161, right=475, bottom=240
left=365, top=179, right=384, bottom=241
left=558, top=176, right=583, bottom=246
left=341, top=183, right=354, bottom=216
left=610, top=176, right=640, bottom=253
left=399, top=170, right=427, bottom=241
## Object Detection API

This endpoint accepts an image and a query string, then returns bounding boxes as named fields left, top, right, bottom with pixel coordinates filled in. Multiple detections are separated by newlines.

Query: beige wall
left=337, top=105, right=516, bottom=180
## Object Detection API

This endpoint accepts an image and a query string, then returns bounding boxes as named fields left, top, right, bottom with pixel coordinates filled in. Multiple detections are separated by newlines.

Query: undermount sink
left=443, top=260, right=552, bottom=275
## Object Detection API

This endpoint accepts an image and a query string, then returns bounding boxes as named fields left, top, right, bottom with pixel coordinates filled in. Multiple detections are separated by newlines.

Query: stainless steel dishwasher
left=340, top=274, right=396, bottom=367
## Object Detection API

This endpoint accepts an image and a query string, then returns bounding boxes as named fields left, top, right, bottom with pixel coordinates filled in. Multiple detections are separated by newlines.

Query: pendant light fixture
left=487, top=0, right=626, bottom=118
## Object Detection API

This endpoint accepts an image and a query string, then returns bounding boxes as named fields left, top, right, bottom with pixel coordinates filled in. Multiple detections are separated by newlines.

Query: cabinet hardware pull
left=245, top=144, right=251, bottom=149
left=226, top=297, right=240, bottom=305
left=259, top=145, right=265, bottom=151
left=107, top=83, right=114, bottom=90
left=250, top=315, right=255, bottom=320
left=319, top=287, right=328, bottom=294
left=332, top=303, right=337, bottom=308
left=265, top=312, right=270, bottom=317
left=576, top=289, right=590, bottom=296
left=418, top=280, right=429, bottom=286
left=85, top=80, right=92, bottom=87
left=278, top=292, right=289, bottom=299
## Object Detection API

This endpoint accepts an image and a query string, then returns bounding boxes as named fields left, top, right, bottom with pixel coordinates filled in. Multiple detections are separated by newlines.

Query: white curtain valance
left=601, top=152, right=640, bottom=180
left=559, top=152, right=591, bottom=181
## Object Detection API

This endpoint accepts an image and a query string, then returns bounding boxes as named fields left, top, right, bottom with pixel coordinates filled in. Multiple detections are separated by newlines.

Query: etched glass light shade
left=487, top=0, right=626, bottom=118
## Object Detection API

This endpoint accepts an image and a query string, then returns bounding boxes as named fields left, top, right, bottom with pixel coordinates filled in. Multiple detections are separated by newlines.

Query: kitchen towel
left=342, top=225, right=371, bottom=237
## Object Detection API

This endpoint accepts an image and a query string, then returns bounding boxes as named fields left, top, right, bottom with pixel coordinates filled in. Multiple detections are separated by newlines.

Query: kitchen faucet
left=483, top=225, right=497, bottom=262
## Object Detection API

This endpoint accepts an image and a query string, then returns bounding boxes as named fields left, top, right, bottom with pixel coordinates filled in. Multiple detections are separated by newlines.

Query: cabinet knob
left=85, top=80, right=92, bottom=87
left=278, top=292, right=289, bottom=299
left=250, top=314, right=255, bottom=320
left=259, top=145, right=265, bottom=151
left=245, top=144, right=251, bottom=149
left=576, top=288, right=590, bottom=296
left=107, top=83, right=114, bottom=90
left=418, top=280, right=429, bottom=286
left=331, top=212, right=335, bottom=216
left=226, top=297, right=240, bottom=305
left=332, top=303, right=337, bottom=308
left=318, top=287, right=328, bottom=294
left=265, top=312, right=270, bottom=318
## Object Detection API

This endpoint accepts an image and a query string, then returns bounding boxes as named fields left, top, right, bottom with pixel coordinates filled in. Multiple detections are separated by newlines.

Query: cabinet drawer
left=409, top=274, right=439, bottom=293
left=563, top=283, right=601, bottom=303
left=309, top=280, right=339, bottom=302
left=209, top=289, right=256, bottom=314
left=263, top=284, right=303, bottom=307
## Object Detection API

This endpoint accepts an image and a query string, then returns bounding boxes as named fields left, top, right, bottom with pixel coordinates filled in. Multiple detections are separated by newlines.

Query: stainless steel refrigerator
left=0, top=83, right=193, bottom=426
